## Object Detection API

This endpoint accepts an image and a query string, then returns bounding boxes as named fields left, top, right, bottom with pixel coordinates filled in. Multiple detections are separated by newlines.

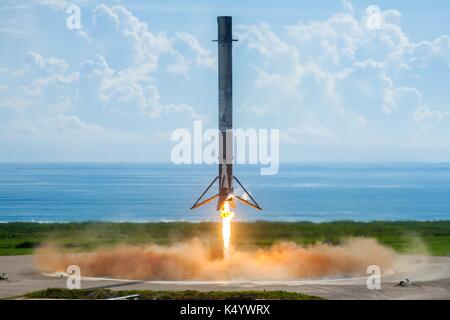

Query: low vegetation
left=24, top=288, right=323, bottom=300
left=0, top=220, right=449, bottom=256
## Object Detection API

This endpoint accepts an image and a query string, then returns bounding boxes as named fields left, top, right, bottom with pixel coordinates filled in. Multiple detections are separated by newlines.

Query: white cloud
left=166, top=52, right=191, bottom=76
left=0, top=52, right=97, bottom=141
left=3, top=3, right=211, bottom=122
left=237, top=23, right=303, bottom=95
left=36, top=114, right=104, bottom=135
left=93, top=5, right=174, bottom=65
left=176, top=32, right=215, bottom=70
left=341, top=0, right=354, bottom=15
left=236, top=2, right=450, bottom=149
left=26, top=51, right=68, bottom=73
left=2, top=1, right=449, bottom=160
left=87, top=5, right=208, bottom=119
left=81, top=53, right=205, bottom=119
left=0, top=97, right=29, bottom=111
left=0, top=52, right=152, bottom=152
left=414, top=105, right=450, bottom=122
left=23, top=52, right=79, bottom=97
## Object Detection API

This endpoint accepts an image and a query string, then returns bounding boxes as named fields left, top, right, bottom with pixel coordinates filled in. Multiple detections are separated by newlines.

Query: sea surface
left=0, top=163, right=449, bottom=222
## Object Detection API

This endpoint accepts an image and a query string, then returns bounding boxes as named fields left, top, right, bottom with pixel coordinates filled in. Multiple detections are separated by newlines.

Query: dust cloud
left=36, top=238, right=396, bottom=281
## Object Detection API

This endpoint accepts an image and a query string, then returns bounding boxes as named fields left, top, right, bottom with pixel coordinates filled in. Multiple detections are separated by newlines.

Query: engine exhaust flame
left=219, top=200, right=234, bottom=259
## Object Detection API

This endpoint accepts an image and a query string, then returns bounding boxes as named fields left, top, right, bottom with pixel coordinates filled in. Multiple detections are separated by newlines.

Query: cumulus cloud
left=0, top=51, right=142, bottom=153
left=0, top=51, right=153, bottom=162
left=22, top=52, right=79, bottom=97
left=86, top=5, right=208, bottom=118
left=236, top=1, right=450, bottom=148
left=1, top=1, right=449, bottom=160
left=0, top=2, right=217, bottom=161
left=176, top=32, right=215, bottom=70
left=0, top=52, right=78, bottom=114
left=26, top=52, right=69, bottom=72
left=1, top=53, right=79, bottom=124
left=92, top=4, right=174, bottom=65
left=1, top=113, right=103, bottom=138
left=414, top=105, right=450, bottom=122
left=81, top=53, right=205, bottom=119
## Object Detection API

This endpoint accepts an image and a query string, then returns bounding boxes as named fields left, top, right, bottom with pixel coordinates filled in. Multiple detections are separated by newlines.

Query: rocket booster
left=190, top=16, right=262, bottom=212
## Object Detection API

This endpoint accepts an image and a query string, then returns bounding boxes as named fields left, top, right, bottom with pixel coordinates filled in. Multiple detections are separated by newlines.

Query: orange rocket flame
left=219, top=199, right=234, bottom=259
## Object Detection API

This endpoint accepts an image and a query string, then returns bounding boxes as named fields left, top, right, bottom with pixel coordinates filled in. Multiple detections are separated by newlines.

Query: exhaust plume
left=36, top=238, right=396, bottom=281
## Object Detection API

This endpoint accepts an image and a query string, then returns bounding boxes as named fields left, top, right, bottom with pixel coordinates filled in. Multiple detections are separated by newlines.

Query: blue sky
left=0, top=0, right=449, bottom=162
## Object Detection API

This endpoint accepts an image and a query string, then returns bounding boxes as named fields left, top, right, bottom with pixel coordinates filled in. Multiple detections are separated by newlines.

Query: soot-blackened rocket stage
left=190, top=16, right=262, bottom=212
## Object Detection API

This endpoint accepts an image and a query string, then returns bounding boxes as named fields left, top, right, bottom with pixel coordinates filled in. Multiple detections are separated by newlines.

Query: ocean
left=0, top=163, right=449, bottom=222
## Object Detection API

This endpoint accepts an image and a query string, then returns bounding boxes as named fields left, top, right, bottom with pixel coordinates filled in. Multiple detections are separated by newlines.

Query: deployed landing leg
left=190, top=176, right=219, bottom=210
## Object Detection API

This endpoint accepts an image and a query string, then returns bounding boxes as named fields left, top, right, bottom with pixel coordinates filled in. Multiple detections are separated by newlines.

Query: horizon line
left=1, top=161, right=450, bottom=165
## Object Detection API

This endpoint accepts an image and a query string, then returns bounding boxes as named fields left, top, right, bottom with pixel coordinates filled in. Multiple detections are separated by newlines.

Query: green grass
left=23, top=288, right=323, bottom=300
left=0, top=221, right=449, bottom=256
